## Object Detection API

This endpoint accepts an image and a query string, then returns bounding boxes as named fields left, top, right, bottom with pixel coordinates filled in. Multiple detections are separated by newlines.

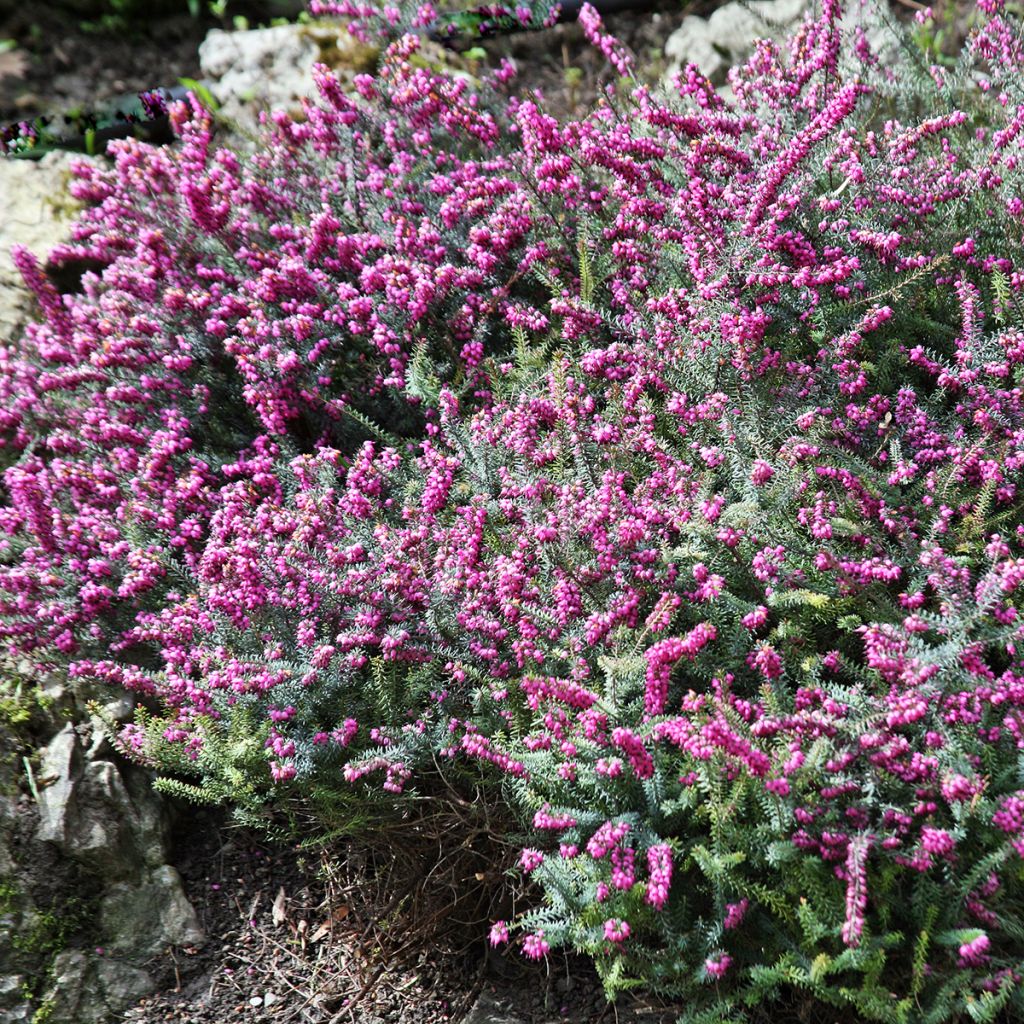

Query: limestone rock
left=198, top=22, right=377, bottom=130
left=664, top=0, right=808, bottom=84
left=34, top=727, right=166, bottom=878
left=94, top=958, right=156, bottom=1009
left=3, top=678, right=203, bottom=1023
left=0, top=974, right=26, bottom=1011
left=663, top=16, right=727, bottom=82
left=664, top=0, right=899, bottom=89
left=34, top=724, right=81, bottom=850
left=0, top=152, right=91, bottom=344
left=199, top=23, right=319, bottom=121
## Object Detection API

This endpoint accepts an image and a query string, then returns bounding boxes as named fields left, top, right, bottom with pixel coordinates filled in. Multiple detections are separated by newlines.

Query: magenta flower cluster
left=4, top=0, right=1024, bottom=1018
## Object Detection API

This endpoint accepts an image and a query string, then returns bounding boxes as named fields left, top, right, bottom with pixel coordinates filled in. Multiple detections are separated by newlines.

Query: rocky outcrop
left=663, top=0, right=898, bottom=90
left=0, top=669, right=204, bottom=1024
left=43, top=951, right=154, bottom=1024
left=0, top=152, right=93, bottom=345
left=664, top=0, right=808, bottom=85
left=198, top=21, right=378, bottom=130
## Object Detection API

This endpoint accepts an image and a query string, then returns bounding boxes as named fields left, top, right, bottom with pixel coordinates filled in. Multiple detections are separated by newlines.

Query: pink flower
left=645, top=844, right=673, bottom=910
left=920, top=827, right=956, bottom=858
left=489, top=921, right=509, bottom=946
left=724, top=898, right=749, bottom=930
left=741, top=605, right=769, bottom=631
left=751, top=460, right=775, bottom=486
left=705, top=954, right=732, bottom=979
left=842, top=834, right=872, bottom=948
left=747, top=643, right=784, bottom=680
left=603, top=918, right=631, bottom=943
left=522, top=931, right=550, bottom=960
left=958, top=933, right=991, bottom=966
left=519, top=848, right=544, bottom=872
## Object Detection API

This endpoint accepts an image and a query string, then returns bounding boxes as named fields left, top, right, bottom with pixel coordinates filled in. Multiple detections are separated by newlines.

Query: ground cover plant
left=3, top=0, right=1024, bottom=1020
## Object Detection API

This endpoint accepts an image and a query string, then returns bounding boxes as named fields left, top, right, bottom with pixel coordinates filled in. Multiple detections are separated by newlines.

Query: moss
left=299, top=22, right=380, bottom=73
left=1, top=877, right=99, bottom=1014
left=0, top=877, right=20, bottom=912
left=0, top=676, right=58, bottom=796
left=30, top=996, right=55, bottom=1024
left=12, top=900, right=89, bottom=957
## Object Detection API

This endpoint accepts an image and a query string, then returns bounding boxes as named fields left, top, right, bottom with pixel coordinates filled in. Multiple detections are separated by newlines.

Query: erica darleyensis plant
left=5, top=0, right=1024, bottom=1019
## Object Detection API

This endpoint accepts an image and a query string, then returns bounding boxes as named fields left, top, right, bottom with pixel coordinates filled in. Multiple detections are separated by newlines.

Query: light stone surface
left=199, top=21, right=378, bottom=130
left=42, top=950, right=155, bottom=1024
left=665, top=0, right=808, bottom=84
left=0, top=152, right=91, bottom=344
left=664, top=0, right=898, bottom=89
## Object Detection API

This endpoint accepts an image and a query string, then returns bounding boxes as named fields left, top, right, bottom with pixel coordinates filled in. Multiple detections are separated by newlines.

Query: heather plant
left=5, top=0, right=1024, bottom=1020
left=307, top=0, right=561, bottom=42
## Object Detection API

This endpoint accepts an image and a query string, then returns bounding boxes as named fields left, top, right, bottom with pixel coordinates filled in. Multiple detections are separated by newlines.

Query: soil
left=131, top=809, right=686, bottom=1024
left=0, top=6, right=209, bottom=126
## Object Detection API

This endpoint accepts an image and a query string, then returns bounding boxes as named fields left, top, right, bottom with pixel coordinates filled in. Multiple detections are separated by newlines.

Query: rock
left=38, top=672, right=76, bottom=721
left=3, top=678, right=202, bottom=1022
left=34, top=725, right=81, bottom=849
left=69, top=760, right=139, bottom=870
left=35, top=727, right=167, bottom=878
left=664, top=0, right=899, bottom=89
left=0, top=832, right=12, bottom=877
left=199, top=23, right=319, bottom=117
left=94, top=958, right=155, bottom=1009
left=0, top=152, right=91, bottom=344
left=0, top=759, right=17, bottom=876
left=665, top=0, right=807, bottom=84
left=198, top=22, right=377, bottom=130
left=43, top=951, right=89, bottom=1023
left=41, top=950, right=154, bottom=1024
left=0, top=975, right=26, bottom=1010
left=463, top=991, right=529, bottom=1024
left=0, top=1006, right=31, bottom=1024
left=101, top=865, right=204, bottom=956
left=663, top=16, right=728, bottom=83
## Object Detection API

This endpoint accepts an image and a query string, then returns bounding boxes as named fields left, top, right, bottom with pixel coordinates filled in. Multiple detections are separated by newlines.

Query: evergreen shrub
left=3, top=1, right=1024, bottom=1019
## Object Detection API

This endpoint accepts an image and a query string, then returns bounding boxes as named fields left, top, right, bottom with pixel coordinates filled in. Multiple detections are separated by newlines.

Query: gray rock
left=0, top=1000, right=31, bottom=1024
left=34, top=725, right=82, bottom=849
left=35, top=727, right=167, bottom=878
left=94, top=958, right=155, bottom=1008
left=664, top=16, right=726, bottom=82
left=41, top=950, right=155, bottom=1024
left=199, top=23, right=321, bottom=128
left=0, top=975, right=26, bottom=1009
left=44, top=951, right=89, bottom=1023
left=664, top=0, right=899, bottom=89
left=101, top=865, right=204, bottom=956
left=37, top=672, right=75, bottom=721
left=0, top=781, right=16, bottom=876
left=463, top=992, right=528, bottom=1024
